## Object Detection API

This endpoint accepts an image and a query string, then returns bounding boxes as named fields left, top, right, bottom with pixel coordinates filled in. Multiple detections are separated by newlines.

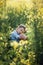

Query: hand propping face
left=20, top=34, right=27, bottom=40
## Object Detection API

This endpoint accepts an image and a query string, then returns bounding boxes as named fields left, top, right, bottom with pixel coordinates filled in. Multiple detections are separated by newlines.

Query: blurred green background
left=0, top=0, right=43, bottom=65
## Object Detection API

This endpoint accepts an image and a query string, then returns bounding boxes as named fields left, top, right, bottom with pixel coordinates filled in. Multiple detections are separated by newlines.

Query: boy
left=10, top=24, right=27, bottom=42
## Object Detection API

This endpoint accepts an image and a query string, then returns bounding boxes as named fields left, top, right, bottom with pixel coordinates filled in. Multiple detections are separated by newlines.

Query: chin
left=19, top=32, right=22, bottom=34
left=19, top=33, right=21, bottom=34
left=18, top=32, right=21, bottom=34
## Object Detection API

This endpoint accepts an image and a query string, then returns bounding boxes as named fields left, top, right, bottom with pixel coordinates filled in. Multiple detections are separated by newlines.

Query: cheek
left=20, top=31, right=22, bottom=33
left=18, top=30, right=21, bottom=33
left=18, top=29, right=21, bottom=32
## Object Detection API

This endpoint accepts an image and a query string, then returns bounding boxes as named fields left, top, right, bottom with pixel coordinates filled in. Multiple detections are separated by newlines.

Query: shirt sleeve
left=15, top=34, right=20, bottom=39
left=13, top=31, right=20, bottom=39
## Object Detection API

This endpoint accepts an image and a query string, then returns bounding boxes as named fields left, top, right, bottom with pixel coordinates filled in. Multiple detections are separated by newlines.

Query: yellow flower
left=26, top=59, right=30, bottom=65
left=21, top=59, right=25, bottom=64
left=13, top=58, right=17, bottom=62
left=10, top=62, right=16, bottom=65
left=19, top=40, right=28, bottom=45
left=11, top=41, right=19, bottom=49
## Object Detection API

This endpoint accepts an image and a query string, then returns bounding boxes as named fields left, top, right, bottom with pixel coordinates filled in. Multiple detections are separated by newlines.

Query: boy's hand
left=20, top=34, right=28, bottom=40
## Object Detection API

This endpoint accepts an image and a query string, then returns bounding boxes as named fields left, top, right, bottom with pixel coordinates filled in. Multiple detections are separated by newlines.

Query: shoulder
left=12, top=30, right=19, bottom=35
left=11, top=30, right=16, bottom=34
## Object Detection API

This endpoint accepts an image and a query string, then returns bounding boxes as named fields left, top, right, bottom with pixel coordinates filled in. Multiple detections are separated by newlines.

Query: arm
left=13, top=31, right=27, bottom=40
left=19, top=34, right=28, bottom=40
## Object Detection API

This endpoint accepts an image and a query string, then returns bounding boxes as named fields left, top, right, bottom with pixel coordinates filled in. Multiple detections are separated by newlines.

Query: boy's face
left=17, top=27, right=25, bottom=34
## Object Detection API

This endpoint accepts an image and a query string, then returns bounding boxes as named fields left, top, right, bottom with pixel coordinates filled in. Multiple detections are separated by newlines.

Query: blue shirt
left=10, top=30, right=20, bottom=42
